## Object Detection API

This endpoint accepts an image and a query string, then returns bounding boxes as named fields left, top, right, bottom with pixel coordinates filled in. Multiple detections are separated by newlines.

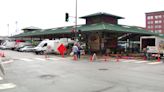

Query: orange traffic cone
left=1, top=52, right=5, bottom=57
left=143, top=56, right=147, bottom=60
left=89, top=55, right=93, bottom=62
left=157, top=57, right=160, bottom=62
left=73, top=55, right=77, bottom=61
left=104, top=55, right=107, bottom=61
left=116, top=56, right=119, bottom=62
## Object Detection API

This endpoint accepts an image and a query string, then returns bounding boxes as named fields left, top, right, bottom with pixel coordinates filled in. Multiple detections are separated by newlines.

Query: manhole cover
left=98, top=68, right=109, bottom=71
left=39, top=74, right=56, bottom=79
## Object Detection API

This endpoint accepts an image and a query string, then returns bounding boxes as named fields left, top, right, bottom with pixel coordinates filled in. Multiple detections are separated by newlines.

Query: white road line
left=134, top=60, right=148, bottom=63
left=0, top=77, right=3, bottom=80
left=0, top=83, right=16, bottom=90
left=2, top=60, right=14, bottom=64
left=19, top=58, right=33, bottom=61
left=48, top=58, right=61, bottom=61
left=122, top=60, right=132, bottom=62
left=147, top=62, right=162, bottom=65
left=34, top=58, right=46, bottom=61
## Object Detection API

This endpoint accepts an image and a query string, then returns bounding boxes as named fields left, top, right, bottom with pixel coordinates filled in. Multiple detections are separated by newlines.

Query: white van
left=34, top=38, right=75, bottom=55
left=0, top=40, right=16, bottom=50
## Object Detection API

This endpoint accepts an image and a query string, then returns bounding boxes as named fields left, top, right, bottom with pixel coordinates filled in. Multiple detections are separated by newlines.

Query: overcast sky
left=0, top=0, right=164, bottom=36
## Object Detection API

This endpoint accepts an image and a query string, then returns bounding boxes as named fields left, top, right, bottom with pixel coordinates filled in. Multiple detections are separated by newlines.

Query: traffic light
left=65, top=13, right=69, bottom=22
left=78, top=30, right=82, bottom=37
left=78, top=30, right=82, bottom=41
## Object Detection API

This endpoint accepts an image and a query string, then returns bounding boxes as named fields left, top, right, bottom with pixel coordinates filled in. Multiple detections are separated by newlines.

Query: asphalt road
left=0, top=50, right=164, bottom=92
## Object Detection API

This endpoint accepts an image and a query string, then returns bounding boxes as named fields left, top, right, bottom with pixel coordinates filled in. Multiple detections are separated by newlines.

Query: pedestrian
left=72, top=43, right=79, bottom=59
left=77, top=45, right=81, bottom=59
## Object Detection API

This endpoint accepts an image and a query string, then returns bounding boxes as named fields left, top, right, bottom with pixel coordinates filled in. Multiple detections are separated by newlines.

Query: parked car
left=19, top=46, right=35, bottom=52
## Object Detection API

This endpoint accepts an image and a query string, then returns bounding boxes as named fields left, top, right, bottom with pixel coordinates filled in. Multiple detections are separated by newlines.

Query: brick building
left=146, top=11, right=164, bottom=34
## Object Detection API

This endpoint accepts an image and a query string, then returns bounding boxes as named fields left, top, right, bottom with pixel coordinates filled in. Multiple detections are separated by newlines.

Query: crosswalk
left=0, top=76, right=16, bottom=90
left=16, top=57, right=67, bottom=62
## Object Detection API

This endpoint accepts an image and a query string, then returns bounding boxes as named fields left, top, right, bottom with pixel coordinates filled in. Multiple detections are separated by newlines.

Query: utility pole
left=7, top=24, right=9, bottom=37
left=75, top=0, right=78, bottom=41
left=15, top=21, right=18, bottom=33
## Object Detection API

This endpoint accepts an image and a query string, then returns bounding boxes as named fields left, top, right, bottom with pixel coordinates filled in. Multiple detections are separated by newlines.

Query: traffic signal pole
left=75, top=0, right=78, bottom=41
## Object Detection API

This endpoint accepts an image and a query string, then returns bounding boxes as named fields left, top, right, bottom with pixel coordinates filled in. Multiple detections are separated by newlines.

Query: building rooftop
left=80, top=12, right=124, bottom=19
left=145, top=11, right=164, bottom=14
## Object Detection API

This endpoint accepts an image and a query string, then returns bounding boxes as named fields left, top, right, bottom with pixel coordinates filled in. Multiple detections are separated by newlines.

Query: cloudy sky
left=0, top=0, right=164, bottom=36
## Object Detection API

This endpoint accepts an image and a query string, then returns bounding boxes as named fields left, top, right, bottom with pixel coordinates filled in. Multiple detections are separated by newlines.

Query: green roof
left=80, top=12, right=124, bottom=19
left=22, top=26, right=41, bottom=30
left=13, top=23, right=162, bottom=37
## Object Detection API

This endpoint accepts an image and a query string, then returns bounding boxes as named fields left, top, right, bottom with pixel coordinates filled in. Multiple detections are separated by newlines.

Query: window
left=147, top=16, right=153, bottom=19
left=148, top=26, right=151, bottom=29
left=155, top=15, right=158, bottom=19
left=155, top=20, right=158, bottom=24
left=147, top=16, right=151, bottom=19
left=159, top=15, right=162, bottom=18
left=151, top=21, right=153, bottom=24
left=155, top=25, right=161, bottom=28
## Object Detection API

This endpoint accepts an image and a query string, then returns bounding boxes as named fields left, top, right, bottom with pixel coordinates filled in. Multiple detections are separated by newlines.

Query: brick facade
left=146, top=11, right=164, bottom=34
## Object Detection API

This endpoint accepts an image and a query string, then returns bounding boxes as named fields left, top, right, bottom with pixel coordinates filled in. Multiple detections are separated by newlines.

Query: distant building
left=145, top=11, right=164, bottom=34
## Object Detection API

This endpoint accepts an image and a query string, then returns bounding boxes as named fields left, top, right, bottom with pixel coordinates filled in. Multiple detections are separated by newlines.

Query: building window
left=155, top=20, right=158, bottom=24
left=155, top=25, right=161, bottom=28
left=148, top=25, right=151, bottom=28
left=147, top=16, right=153, bottom=19
left=159, top=20, right=162, bottom=23
left=155, top=15, right=158, bottom=19
left=151, top=21, right=153, bottom=24
left=158, top=15, right=162, bottom=18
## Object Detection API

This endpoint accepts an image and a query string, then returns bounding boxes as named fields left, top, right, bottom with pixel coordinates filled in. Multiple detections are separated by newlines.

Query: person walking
left=72, top=43, right=79, bottom=60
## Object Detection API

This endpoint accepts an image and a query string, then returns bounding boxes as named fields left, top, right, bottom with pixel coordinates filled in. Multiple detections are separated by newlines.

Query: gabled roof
left=22, top=26, right=41, bottom=30
left=13, top=23, right=161, bottom=37
left=80, top=12, right=124, bottom=19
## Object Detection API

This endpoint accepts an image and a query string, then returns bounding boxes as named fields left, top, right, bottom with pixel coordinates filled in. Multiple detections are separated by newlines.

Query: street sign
left=57, top=44, right=67, bottom=57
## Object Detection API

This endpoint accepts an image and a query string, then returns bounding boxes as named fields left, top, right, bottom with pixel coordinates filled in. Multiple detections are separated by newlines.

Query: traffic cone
left=1, top=52, right=5, bottom=57
left=73, top=55, right=77, bottom=61
left=116, top=56, right=119, bottom=62
left=157, top=57, right=160, bottom=62
left=89, top=55, right=93, bottom=62
left=104, top=55, right=107, bottom=61
left=143, top=56, right=146, bottom=60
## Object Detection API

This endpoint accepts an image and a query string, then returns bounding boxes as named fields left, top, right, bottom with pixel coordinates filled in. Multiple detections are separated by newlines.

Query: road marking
left=134, top=60, right=148, bottom=63
left=2, top=60, right=14, bottom=64
left=147, top=62, right=162, bottom=65
left=48, top=58, right=61, bottom=61
left=34, top=58, right=46, bottom=61
left=0, top=83, right=16, bottom=90
left=122, top=60, right=132, bottom=62
left=0, top=77, right=3, bottom=80
left=19, top=58, right=33, bottom=61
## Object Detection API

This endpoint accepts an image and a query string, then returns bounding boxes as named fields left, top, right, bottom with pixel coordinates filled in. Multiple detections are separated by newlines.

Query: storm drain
left=39, top=74, right=56, bottom=79
left=98, top=68, right=109, bottom=71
